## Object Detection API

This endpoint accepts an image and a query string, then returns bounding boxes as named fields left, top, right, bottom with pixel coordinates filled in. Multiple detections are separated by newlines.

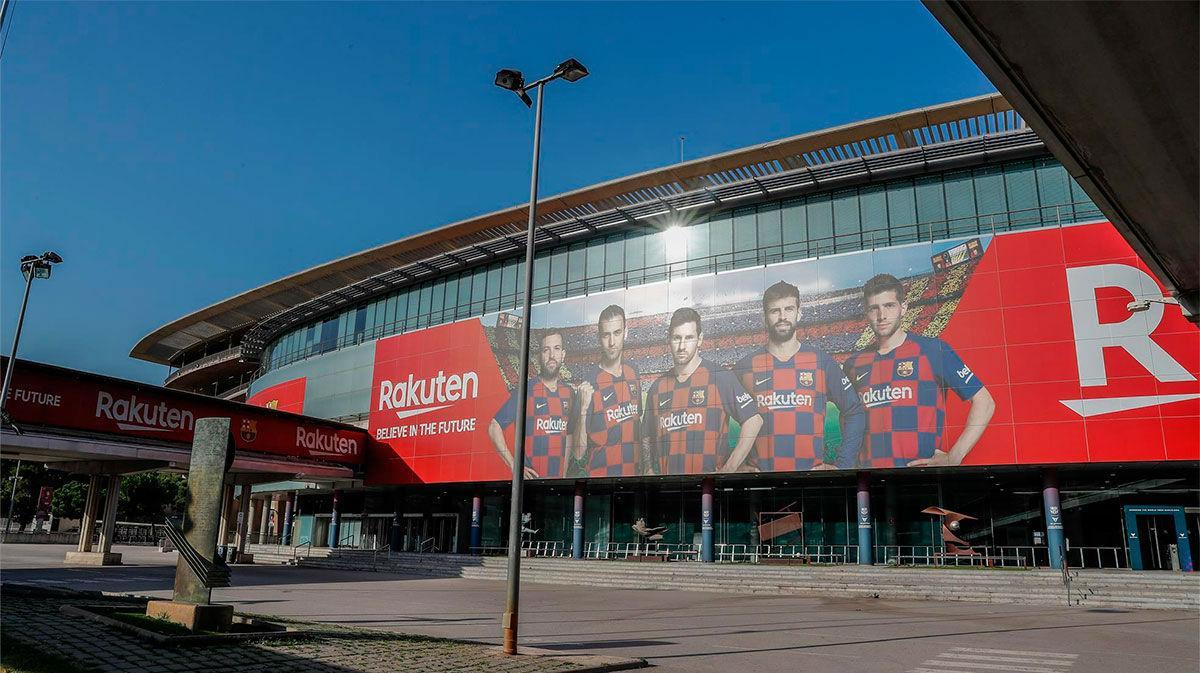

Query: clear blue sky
left=1, top=1, right=993, bottom=383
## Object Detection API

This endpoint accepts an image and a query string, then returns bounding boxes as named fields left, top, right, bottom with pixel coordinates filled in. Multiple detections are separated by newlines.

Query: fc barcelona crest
left=895, top=360, right=915, bottom=378
left=691, top=388, right=707, bottom=405
left=797, top=370, right=815, bottom=387
left=265, top=399, right=279, bottom=410
left=239, top=419, right=258, bottom=443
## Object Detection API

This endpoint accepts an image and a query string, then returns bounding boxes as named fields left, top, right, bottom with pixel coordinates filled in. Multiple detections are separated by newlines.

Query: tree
left=51, top=479, right=89, bottom=519
left=1, top=460, right=69, bottom=530
left=119, top=472, right=187, bottom=523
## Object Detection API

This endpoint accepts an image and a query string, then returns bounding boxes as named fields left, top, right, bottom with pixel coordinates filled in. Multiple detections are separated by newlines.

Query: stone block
left=63, top=551, right=122, bottom=566
left=233, top=552, right=255, bottom=564
left=145, top=600, right=234, bottom=633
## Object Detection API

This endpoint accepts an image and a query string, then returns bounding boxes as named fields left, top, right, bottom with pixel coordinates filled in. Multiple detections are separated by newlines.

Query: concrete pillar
left=328, top=489, right=341, bottom=548
left=281, top=492, right=295, bottom=545
left=257, top=496, right=271, bottom=544
left=470, top=491, right=483, bottom=554
left=856, top=472, right=873, bottom=565
left=572, top=482, right=584, bottom=559
left=247, top=497, right=261, bottom=543
left=235, top=485, right=251, bottom=561
left=76, top=475, right=101, bottom=552
left=96, top=475, right=122, bottom=554
left=1043, top=468, right=1065, bottom=569
left=701, top=478, right=715, bottom=563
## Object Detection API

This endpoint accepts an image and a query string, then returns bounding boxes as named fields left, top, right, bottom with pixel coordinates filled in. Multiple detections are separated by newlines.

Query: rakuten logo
left=660, top=411, right=702, bottom=432
left=535, top=417, right=567, bottom=434
left=605, top=402, right=639, bottom=423
left=757, top=391, right=813, bottom=409
left=377, top=370, right=479, bottom=420
left=296, top=427, right=359, bottom=456
left=95, top=391, right=194, bottom=432
left=860, top=386, right=912, bottom=408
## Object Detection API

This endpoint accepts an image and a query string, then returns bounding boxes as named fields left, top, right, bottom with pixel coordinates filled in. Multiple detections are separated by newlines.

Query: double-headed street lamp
left=494, top=57, right=588, bottom=656
left=2, top=251, right=63, bottom=534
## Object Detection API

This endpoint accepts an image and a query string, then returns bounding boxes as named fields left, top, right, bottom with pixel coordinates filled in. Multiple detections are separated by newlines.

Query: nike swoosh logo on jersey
left=602, top=392, right=615, bottom=402
left=856, top=371, right=870, bottom=381
left=755, top=376, right=772, bottom=386
left=659, top=397, right=671, bottom=408
left=535, top=402, right=547, bottom=411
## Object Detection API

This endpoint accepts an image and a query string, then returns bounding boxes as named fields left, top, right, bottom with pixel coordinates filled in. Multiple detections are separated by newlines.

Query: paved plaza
left=3, top=544, right=1198, bottom=673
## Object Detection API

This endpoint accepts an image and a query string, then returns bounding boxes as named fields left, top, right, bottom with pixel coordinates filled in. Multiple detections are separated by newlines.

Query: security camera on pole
left=493, top=57, right=588, bottom=656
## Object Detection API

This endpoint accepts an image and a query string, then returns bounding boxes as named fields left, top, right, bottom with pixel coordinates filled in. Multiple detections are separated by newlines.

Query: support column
left=235, top=485, right=252, bottom=562
left=96, top=475, right=122, bottom=554
left=882, top=479, right=897, bottom=564
left=572, top=482, right=584, bottom=559
left=857, top=472, right=873, bottom=565
left=282, top=492, right=295, bottom=545
left=470, top=491, right=483, bottom=554
left=76, top=475, right=101, bottom=552
left=328, top=489, right=341, bottom=548
left=257, top=496, right=271, bottom=544
left=217, top=484, right=235, bottom=556
left=701, top=478, right=715, bottom=563
left=1043, top=468, right=1064, bottom=569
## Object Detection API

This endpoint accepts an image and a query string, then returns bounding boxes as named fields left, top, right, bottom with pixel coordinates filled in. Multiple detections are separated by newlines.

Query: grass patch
left=109, top=611, right=200, bottom=636
left=0, top=633, right=94, bottom=673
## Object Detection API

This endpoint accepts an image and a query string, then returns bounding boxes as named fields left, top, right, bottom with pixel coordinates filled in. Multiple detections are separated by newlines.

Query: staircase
left=274, top=549, right=1200, bottom=611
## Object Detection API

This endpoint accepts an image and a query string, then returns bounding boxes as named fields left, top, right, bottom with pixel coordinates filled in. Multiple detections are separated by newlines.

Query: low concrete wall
left=2, top=532, right=79, bottom=544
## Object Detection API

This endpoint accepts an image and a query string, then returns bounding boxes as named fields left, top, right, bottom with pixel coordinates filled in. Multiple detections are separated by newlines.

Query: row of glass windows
left=260, top=155, right=1100, bottom=373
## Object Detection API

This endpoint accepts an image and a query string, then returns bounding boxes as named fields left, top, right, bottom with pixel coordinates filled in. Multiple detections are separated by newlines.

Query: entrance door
left=432, top=513, right=458, bottom=553
left=1137, top=515, right=1176, bottom=570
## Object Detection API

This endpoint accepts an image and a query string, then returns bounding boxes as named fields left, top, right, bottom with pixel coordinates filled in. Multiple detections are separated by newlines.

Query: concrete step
left=289, top=552, right=1200, bottom=611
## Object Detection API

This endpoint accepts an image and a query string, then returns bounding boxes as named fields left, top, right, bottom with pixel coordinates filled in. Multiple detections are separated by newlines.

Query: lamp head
left=555, top=58, right=589, bottom=82
left=42, top=252, right=63, bottom=264
left=494, top=68, right=525, bottom=92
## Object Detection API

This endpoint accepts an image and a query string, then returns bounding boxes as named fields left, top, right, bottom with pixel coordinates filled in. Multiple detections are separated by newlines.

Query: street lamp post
left=494, top=58, right=588, bottom=656
left=1, top=251, right=63, bottom=534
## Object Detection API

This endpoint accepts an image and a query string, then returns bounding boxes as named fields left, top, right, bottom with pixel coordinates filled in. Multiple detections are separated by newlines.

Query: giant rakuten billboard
left=366, top=222, right=1198, bottom=485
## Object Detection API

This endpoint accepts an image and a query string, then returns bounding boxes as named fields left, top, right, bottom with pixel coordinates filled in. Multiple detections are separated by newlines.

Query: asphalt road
left=3, top=544, right=1197, bottom=673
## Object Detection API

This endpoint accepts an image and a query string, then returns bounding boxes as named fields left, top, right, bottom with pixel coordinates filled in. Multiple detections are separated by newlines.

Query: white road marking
left=948, top=653, right=1074, bottom=666
left=918, top=662, right=1066, bottom=673
left=911, top=647, right=1078, bottom=673
left=951, top=649, right=1078, bottom=659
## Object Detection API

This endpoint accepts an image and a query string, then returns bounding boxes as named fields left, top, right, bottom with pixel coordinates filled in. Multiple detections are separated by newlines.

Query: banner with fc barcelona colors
left=365, top=221, right=1199, bottom=485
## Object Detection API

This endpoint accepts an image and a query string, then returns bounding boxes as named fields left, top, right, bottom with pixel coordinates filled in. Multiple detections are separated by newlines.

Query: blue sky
left=1, top=1, right=993, bottom=383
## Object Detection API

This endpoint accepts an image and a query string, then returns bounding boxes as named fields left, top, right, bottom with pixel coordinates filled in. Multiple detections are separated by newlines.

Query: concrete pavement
left=3, top=544, right=1197, bottom=673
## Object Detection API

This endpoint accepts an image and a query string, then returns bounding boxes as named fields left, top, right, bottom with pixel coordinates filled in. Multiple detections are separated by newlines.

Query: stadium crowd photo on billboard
left=362, top=218, right=1200, bottom=486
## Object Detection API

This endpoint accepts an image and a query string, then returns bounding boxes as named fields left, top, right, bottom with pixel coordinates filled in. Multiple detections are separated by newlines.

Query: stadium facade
left=133, top=95, right=1199, bottom=572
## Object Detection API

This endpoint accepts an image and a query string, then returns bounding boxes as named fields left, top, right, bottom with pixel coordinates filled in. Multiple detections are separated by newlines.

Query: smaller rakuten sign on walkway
left=2, top=359, right=366, bottom=466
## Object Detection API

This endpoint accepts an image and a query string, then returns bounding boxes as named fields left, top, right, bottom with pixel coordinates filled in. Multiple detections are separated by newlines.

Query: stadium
left=133, top=94, right=1199, bottom=572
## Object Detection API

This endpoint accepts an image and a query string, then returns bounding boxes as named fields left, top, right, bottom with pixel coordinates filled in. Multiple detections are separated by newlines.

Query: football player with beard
left=489, top=331, right=577, bottom=479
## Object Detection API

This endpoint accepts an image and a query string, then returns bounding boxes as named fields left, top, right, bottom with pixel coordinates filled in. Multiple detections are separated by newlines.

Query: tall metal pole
left=503, top=80, right=545, bottom=656
left=0, top=268, right=35, bottom=414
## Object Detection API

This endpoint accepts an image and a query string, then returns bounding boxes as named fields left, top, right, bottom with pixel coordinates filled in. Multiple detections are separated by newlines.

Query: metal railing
left=521, top=540, right=569, bottom=557
left=718, top=544, right=857, bottom=564
left=165, top=345, right=242, bottom=385
left=292, top=537, right=312, bottom=562
left=258, top=201, right=1103, bottom=374
left=874, top=544, right=1127, bottom=569
left=584, top=542, right=699, bottom=561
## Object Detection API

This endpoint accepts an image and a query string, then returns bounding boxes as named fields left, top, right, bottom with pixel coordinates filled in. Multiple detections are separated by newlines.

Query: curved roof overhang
left=132, top=94, right=1019, bottom=365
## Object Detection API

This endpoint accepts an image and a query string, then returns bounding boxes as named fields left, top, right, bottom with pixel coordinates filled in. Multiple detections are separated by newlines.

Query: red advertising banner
left=365, top=222, right=1199, bottom=485
left=247, top=377, right=307, bottom=414
left=3, top=360, right=365, bottom=465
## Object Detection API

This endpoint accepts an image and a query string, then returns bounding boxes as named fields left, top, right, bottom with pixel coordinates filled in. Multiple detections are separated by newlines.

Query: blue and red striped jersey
left=843, top=333, right=983, bottom=468
left=494, top=377, right=575, bottom=478
left=583, top=363, right=643, bottom=477
left=642, top=359, right=759, bottom=475
left=735, top=345, right=865, bottom=471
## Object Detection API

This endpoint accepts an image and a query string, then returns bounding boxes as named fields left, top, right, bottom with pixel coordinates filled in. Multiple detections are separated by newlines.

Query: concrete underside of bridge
left=926, top=0, right=1199, bottom=317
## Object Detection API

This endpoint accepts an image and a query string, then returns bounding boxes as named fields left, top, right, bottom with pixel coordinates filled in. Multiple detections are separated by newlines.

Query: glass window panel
left=708, top=212, right=734, bottom=272
left=442, top=278, right=457, bottom=322
left=1004, top=160, right=1038, bottom=229
left=832, top=189, right=861, bottom=252
left=1035, top=158, right=1071, bottom=223
left=624, top=230, right=645, bottom=286
left=586, top=238, right=606, bottom=292
left=913, top=175, right=947, bottom=243
left=973, top=165, right=1007, bottom=231
left=320, top=317, right=338, bottom=353
left=807, top=194, right=833, bottom=256
left=431, top=279, right=446, bottom=324
left=567, top=241, right=587, bottom=295
left=885, top=180, right=917, bottom=247
left=732, top=208, right=757, bottom=268
left=781, top=198, right=808, bottom=260
left=687, top=220, right=710, bottom=275
left=470, top=268, right=487, bottom=315
left=455, top=273, right=471, bottom=320
left=645, top=229, right=667, bottom=282
left=417, top=284, right=433, bottom=328
left=405, top=288, right=420, bottom=330
left=549, top=247, right=569, bottom=300
left=1069, top=175, right=1097, bottom=219
left=757, top=203, right=782, bottom=264
left=384, top=295, right=398, bottom=334
left=604, top=235, right=624, bottom=290
left=532, top=252, right=551, bottom=303
left=485, top=263, right=501, bottom=313
left=860, top=185, right=888, bottom=248
left=501, top=260, right=518, bottom=309
left=943, top=170, right=977, bottom=237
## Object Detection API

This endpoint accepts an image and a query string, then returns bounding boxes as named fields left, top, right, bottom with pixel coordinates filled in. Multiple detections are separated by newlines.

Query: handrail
left=292, top=537, right=312, bottom=562
left=259, top=201, right=1103, bottom=374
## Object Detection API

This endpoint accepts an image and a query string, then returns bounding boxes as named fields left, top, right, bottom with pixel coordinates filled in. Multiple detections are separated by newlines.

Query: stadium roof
left=132, top=94, right=1025, bottom=365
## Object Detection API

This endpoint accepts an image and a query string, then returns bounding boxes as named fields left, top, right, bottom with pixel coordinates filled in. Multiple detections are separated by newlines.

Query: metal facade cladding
left=361, top=221, right=1198, bottom=485
left=246, top=376, right=307, bottom=415
left=2, top=360, right=366, bottom=466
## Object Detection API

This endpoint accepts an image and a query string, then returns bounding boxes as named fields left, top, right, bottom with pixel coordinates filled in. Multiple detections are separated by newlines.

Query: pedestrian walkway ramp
left=248, top=546, right=1200, bottom=611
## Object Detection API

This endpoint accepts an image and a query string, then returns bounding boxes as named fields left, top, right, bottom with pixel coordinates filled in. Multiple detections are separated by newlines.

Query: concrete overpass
left=926, top=1, right=1199, bottom=318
